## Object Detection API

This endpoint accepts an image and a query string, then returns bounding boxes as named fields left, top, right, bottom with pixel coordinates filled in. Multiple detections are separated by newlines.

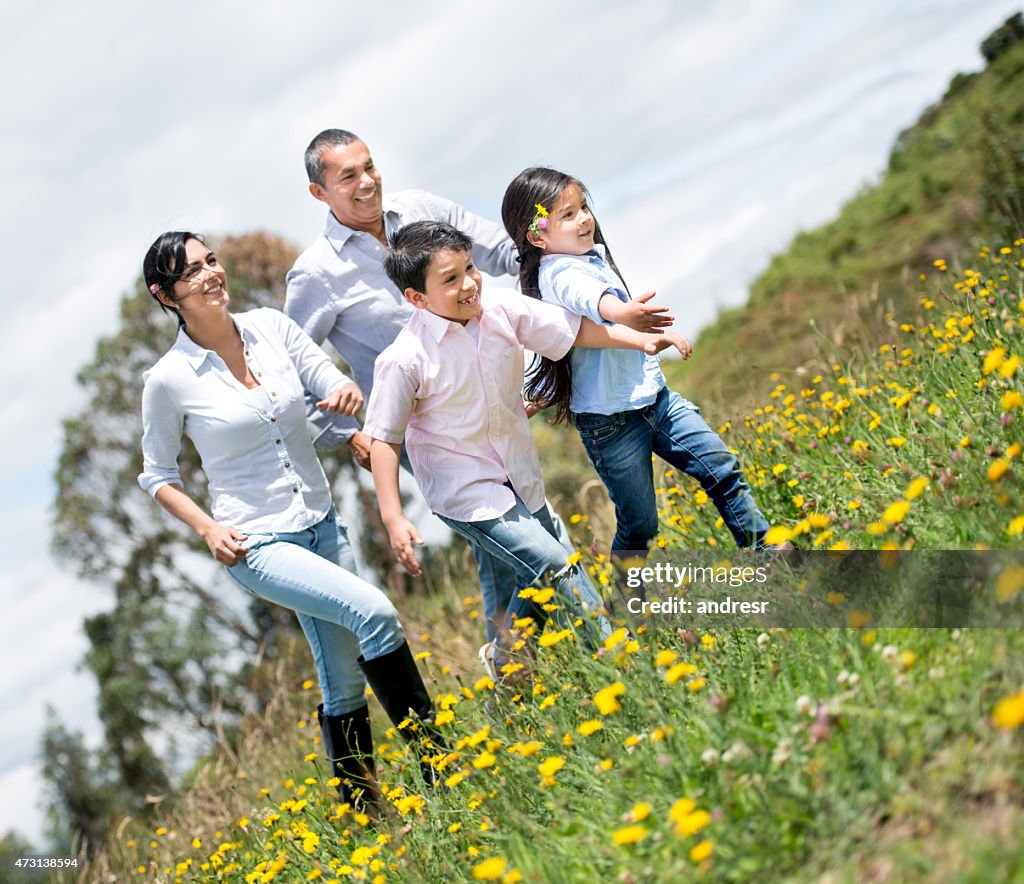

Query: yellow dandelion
left=687, top=677, right=708, bottom=693
left=655, top=649, right=678, bottom=667
left=690, top=840, right=714, bottom=862
left=763, top=526, right=794, bottom=546
left=594, top=681, right=626, bottom=715
left=577, top=719, right=603, bottom=736
left=603, top=628, right=628, bottom=650
left=1002, top=390, right=1024, bottom=411
left=882, top=500, right=910, bottom=524
left=1007, top=515, right=1024, bottom=536
left=666, top=661, right=698, bottom=684
left=538, top=756, right=565, bottom=779
left=473, top=751, right=497, bottom=769
left=983, top=347, right=1007, bottom=375
left=674, top=809, right=712, bottom=837
left=992, top=692, right=1024, bottom=729
left=996, top=564, right=1024, bottom=602
left=471, top=856, right=507, bottom=880
left=988, top=460, right=1011, bottom=482
left=435, top=709, right=455, bottom=726
left=886, top=436, right=906, bottom=448
left=629, top=802, right=651, bottom=821
left=611, top=825, right=647, bottom=846
left=904, top=477, right=928, bottom=500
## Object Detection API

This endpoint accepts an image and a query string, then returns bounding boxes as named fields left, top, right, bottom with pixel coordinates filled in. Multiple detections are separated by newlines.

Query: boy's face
left=406, top=248, right=483, bottom=324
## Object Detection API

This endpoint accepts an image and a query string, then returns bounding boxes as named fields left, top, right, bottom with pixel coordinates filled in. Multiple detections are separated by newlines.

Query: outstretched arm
left=574, top=317, right=692, bottom=359
left=370, top=439, right=424, bottom=576
left=599, top=291, right=674, bottom=333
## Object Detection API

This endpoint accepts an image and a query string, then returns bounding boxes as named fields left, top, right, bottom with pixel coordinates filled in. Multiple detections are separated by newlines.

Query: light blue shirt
left=284, top=189, right=519, bottom=449
left=538, top=246, right=664, bottom=416
left=138, top=308, right=352, bottom=534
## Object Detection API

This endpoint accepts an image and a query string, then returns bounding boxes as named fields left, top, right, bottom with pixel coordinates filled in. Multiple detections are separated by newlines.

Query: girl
left=501, top=168, right=772, bottom=562
left=138, top=231, right=443, bottom=809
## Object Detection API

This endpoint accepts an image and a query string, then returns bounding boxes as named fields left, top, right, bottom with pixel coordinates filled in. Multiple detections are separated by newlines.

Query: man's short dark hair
left=304, top=129, right=361, bottom=186
left=383, top=221, right=474, bottom=293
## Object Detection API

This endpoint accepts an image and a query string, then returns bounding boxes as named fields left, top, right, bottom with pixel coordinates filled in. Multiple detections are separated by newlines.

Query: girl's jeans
left=227, top=509, right=405, bottom=716
left=439, top=494, right=611, bottom=646
left=574, top=387, right=769, bottom=554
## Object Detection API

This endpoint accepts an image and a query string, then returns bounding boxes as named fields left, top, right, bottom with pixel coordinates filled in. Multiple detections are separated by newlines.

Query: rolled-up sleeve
left=138, top=372, right=184, bottom=497
left=363, top=351, right=419, bottom=446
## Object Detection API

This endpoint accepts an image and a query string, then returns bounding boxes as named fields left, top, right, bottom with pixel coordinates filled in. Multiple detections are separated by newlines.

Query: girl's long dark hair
left=501, top=167, right=627, bottom=424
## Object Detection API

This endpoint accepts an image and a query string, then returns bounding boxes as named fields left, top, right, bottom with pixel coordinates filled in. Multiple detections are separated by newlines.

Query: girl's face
left=166, top=238, right=230, bottom=315
left=534, top=183, right=595, bottom=256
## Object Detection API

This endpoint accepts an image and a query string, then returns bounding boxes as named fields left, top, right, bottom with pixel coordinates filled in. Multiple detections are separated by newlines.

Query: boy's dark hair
left=383, top=220, right=474, bottom=294
left=143, top=230, right=205, bottom=326
left=501, top=167, right=626, bottom=425
left=304, top=128, right=361, bottom=186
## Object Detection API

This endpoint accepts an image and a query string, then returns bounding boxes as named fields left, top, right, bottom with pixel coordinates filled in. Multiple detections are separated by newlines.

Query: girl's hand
left=385, top=518, right=425, bottom=576
left=644, top=331, right=692, bottom=359
left=201, top=522, right=249, bottom=566
left=601, top=291, right=674, bottom=333
left=317, top=382, right=364, bottom=415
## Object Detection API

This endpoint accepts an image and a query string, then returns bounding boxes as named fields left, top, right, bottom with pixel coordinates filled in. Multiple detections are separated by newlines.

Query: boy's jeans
left=574, top=387, right=769, bottom=553
left=439, top=494, right=610, bottom=644
left=227, top=508, right=405, bottom=716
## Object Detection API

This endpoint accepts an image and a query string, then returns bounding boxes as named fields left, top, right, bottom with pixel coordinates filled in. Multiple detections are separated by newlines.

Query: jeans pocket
left=574, top=413, right=621, bottom=445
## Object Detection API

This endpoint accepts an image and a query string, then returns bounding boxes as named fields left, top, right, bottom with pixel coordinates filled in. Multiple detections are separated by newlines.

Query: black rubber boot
left=358, top=642, right=446, bottom=786
left=317, top=703, right=378, bottom=809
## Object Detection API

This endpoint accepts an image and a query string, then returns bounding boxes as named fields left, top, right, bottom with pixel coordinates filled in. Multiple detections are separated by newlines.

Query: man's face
left=408, top=248, right=483, bottom=324
left=309, top=140, right=383, bottom=232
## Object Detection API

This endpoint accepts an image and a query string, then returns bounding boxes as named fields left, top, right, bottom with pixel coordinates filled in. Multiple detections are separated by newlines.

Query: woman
left=137, top=231, right=441, bottom=808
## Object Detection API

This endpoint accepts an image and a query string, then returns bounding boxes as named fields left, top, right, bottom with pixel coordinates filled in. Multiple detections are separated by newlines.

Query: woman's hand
left=317, top=382, right=364, bottom=416
left=385, top=518, right=425, bottom=577
left=643, top=331, right=692, bottom=359
left=200, top=522, right=250, bottom=566
left=600, top=291, right=674, bottom=333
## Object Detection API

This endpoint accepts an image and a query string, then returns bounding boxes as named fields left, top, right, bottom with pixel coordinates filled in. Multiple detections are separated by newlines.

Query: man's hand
left=347, top=430, right=373, bottom=471
left=317, top=381, right=364, bottom=416
left=600, top=291, right=673, bottom=333
left=385, top=518, right=425, bottom=576
left=200, top=522, right=249, bottom=566
left=643, top=331, right=692, bottom=359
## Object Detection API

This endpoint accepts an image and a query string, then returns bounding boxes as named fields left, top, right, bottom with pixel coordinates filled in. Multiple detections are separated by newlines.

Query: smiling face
left=406, top=248, right=483, bottom=324
left=309, top=139, right=384, bottom=234
left=160, top=238, right=230, bottom=317
left=530, top=183, right=595, bottom=256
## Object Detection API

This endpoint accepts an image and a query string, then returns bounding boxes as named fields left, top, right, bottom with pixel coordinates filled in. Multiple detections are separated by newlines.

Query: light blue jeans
left=574, top=387, right=769, bottom=553
left=439, top=493, right=611, bottom=645
left=226, top=509, right=404, bottom=716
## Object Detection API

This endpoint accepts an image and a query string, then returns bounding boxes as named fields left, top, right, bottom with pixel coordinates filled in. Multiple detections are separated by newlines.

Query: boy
left=363, top=221, right=691, bottom=671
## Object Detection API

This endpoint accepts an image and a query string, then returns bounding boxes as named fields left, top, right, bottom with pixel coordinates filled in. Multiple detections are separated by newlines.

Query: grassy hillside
left=669, top=19, right=1024, bottom=416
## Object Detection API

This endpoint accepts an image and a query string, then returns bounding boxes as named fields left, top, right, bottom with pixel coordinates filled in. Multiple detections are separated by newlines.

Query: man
left=285, top=129, right=518, bottom=466
left=285, top=128, right=566, bottom=655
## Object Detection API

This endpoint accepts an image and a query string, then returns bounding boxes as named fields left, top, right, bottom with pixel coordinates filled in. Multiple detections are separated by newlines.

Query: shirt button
left=271, top=391, right=277, bottom=397
left=284, top=462, right=291, bottom=468
left=293, top=486, right=299, bottom=493
left=275, top=439, right=282, bottom=445
left=271, top=417, right=277, bottom=422
left=257, top=371, right=263, bottom=377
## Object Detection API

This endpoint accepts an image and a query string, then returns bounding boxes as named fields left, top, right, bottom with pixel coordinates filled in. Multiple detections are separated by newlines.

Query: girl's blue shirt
left=537, top=245, right=665, bottom=415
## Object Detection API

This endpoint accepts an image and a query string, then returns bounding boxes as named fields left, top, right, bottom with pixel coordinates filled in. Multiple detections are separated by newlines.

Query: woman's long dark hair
left=143, top=231, right=204, bottom=327
left=501, top=168, right=627, bottom=424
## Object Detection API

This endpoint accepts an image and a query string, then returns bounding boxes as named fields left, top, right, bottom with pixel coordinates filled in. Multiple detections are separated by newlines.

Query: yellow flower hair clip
left=528, top=203, right=549, bottom=236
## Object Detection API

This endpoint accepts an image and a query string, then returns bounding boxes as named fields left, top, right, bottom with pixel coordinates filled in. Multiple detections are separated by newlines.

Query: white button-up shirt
left=138, top=308, right=352, bottom=534
left=363, top=289, right=580, bottom=522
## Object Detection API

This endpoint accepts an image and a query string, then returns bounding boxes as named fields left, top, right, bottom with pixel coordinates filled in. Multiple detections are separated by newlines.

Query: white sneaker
left=478, top=641, right=498, bottom=680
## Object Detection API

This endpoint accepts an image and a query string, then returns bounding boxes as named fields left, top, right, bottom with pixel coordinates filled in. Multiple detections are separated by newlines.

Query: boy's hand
left=386, top=518, right=425, bottom=576
left=643, top=331, right=692, bottom=359
left=600, top=291, right=673, bottom=333
left=317, top=381, right=364, bottom=415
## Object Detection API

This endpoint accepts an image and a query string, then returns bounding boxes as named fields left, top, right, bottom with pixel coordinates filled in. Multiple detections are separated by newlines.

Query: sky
left=1, top=0, right=1020, bottom=844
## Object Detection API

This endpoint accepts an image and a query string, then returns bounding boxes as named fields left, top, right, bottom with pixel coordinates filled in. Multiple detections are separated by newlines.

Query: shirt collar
left=323, top=199, right=405, bottom=253
left=174, top=314, right=258, bottom=372
left=413, top=306, right=461, bottom=343
left=539, top=243, right=607, bottom=266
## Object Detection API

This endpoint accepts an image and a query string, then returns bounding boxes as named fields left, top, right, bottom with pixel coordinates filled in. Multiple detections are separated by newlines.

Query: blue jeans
left=574, top=387, right=769, bottom=553
left=226, top=509, right=405, bottom=716
left=439, top=494, right=611, bottom=644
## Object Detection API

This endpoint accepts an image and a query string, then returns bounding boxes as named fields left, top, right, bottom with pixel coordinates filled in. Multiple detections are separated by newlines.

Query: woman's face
left=167, top=238, right=230, bottom=314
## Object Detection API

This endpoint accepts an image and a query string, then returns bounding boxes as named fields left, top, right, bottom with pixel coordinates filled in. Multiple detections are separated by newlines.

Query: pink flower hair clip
left=528, top=203, right=549, bottom=237
left=149, top=283, right=161, bottom=295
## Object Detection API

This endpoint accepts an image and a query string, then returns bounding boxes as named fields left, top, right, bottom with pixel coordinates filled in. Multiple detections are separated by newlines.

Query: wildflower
left=988, top=460, right=1011, bottom=482
left=539, top=629, right=573, bottom=647
left=687, top=677, right=708, bottom=692
left=538, top=756, right=565, bottom=784
left=1007, top=515, right=1024, bottom=536
left=473, top=751, right=497, bottom=769
left=603, top=628, right=628, bottom=650
left=794, top=695, right=813, bottom=716
left=665, top=661, right=698, bottom=684
left=612, top=825, right=647, bottom=845
left=996, top=564, right=1024, bottom=602
left=763, top=526, right=794, bottom=546
left=628, top=803, right=651, bottom=822
left=992, top=692, right=1024, bottom=729
left=983, top=347, right=1007, bottom=375
left=887, top=436, right=906, bottom=448
left=471, top=856, right=506, bottom=880
left=654, top=649, right=678, bottom=667
left=435, top=709, right=455, bottom=726
left=701, top=748, right=720, bottom=767
left=594, top=681, right=626, bottom=715
left=904, top=477, right=928, bottom=500
left=882, top=500, right=910, bottom=524
left=690, top=840, right=714, bottom=862
left=1003, top=391, right=1024, bottom=411
left=577, top=719, right=603, bottom=736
